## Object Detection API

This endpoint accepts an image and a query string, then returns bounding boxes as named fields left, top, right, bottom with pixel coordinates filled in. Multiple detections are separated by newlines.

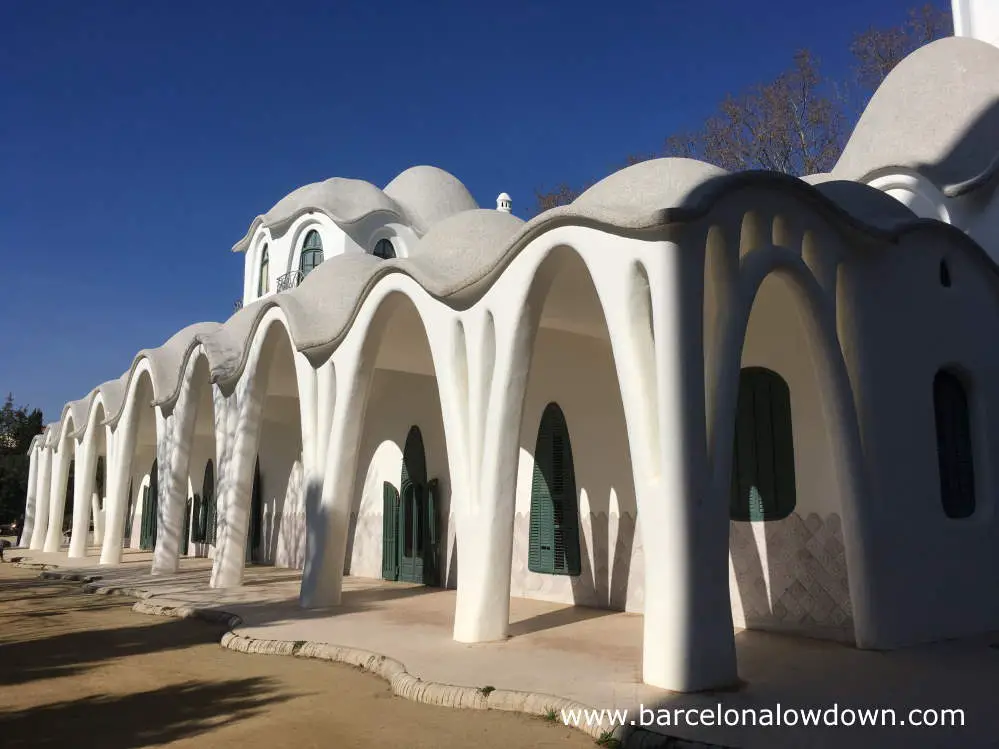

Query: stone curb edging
left=25, top=567, right=728, bottom=749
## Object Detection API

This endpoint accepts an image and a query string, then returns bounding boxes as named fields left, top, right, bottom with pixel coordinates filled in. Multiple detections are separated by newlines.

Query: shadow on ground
left=0, top=677, right=290, bottom=749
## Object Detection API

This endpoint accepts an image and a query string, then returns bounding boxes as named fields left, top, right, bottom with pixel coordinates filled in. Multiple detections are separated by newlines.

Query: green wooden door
left=248, top=458, right=263, bottom=563
left=123, top=478, right=134, bottom=548
left=398, top=427, right=429, bottom=584
left=381, top=482, right=400, bottom=580
left=425, top=479, right=440, bottom=587
left=149, top=462, right=159, bottom=550
left=138, top=486, right=151, bottom=549
left=181, top=497, right=192, bottom=556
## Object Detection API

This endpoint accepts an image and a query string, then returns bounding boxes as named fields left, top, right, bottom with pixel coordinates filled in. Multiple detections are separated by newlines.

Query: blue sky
left=1, top=0, right=948, bottom=422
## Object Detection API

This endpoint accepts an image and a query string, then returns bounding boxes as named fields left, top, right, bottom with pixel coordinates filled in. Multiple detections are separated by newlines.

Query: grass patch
left=595, top=731, right=621, bottom=747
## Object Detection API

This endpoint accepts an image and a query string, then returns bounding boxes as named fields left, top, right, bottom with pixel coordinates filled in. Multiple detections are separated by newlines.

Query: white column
left=100, top=415, right=133, bottom=565
left=91, top=492, right=104, bottom=546
left=68, top=432, right=96, bottom=558
left=153, top=382, right=198, bottom=575
left=44, top=444, right=70, bottom=552
left=18, top=447, right=39, bottom=547
left=452, top=303, right=535, bottom=642
left=210, top=381, right=262, bottom=588
left=623, top=245, right=735, bottom=692
left=300, top=352, right=368, bottom=608
left=29, top=447, right=52, bottom=550
left=953, top=0, right=999, bottom=50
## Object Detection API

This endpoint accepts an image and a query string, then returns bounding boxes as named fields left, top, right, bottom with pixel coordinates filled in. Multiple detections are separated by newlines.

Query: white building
left=18, top=2, right=999, bottom=693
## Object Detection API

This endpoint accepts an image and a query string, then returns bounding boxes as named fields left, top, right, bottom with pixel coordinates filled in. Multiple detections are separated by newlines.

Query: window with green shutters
left=258, top=244, right=270, bottom=296
left=529, top=402, right=581, bottom=576
left=299, top=230, right=324, bottom=277
left=934, top=370, right=976, bottom=519
left=730, top=367, right=797, bottom=522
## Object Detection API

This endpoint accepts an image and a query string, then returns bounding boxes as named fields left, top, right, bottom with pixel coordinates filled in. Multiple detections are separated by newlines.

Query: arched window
left=299, top=230, right=324, bottom=276
left=373, top=238, right=396, bottom=260
left=730, top=367, right=797, bottom=522
left=258, top=244, right=270, bottom=296
left=934, top=370, right=976, bottom=518
left=529, top=403, right=581, bottom=576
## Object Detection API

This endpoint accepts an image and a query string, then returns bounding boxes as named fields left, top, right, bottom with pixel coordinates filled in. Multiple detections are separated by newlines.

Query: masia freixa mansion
left=18, top=0, right=999, bottom=693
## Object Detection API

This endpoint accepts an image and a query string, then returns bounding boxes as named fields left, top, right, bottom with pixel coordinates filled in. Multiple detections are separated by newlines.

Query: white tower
left=953, top=0, right=999, bottom=51
left=496, top=192, right=512, bottom=213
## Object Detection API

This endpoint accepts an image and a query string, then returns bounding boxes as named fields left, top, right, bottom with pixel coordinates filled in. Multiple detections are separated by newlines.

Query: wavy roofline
left=55, top=160, right=999, bottom=437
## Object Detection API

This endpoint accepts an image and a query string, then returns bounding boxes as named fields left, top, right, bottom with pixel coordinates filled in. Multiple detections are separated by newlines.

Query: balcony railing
left=276, top=270, right=304, bottom=292
left=233, top=299, right=243, bottom=312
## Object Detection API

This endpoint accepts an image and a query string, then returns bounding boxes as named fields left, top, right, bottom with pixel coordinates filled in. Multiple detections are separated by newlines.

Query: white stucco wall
left=842, top=228, right=999, bottom=646
left=255, top=402, right=305, bottom=567
left=242, top=214, right=416, bottom=305
left=512, top=326, right=643, bottom=613
left=347, top=368, right=453, bottom=586
left=729, top=271, right=853, bottom=640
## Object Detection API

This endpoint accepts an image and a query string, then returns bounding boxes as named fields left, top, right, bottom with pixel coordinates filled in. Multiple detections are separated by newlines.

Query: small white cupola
left=496, top=192, right=512, bottom=213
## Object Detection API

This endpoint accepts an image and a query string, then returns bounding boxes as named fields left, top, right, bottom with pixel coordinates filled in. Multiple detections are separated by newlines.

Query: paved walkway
left=10, top=547, right=999, bottom=748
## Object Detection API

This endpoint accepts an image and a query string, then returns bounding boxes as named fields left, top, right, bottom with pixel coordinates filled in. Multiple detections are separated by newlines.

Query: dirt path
left=0, top=564, right=592, bottom=748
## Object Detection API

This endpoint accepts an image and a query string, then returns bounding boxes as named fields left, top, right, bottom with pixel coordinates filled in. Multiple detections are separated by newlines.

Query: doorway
left=381, top=426, right=439, bottom=585
left=139, top=460, right=158, bottom=551
left=247, top=457, right=264, bottom=563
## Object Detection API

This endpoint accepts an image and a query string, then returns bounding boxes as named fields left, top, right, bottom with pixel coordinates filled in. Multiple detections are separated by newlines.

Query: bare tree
left=664, top=50, right=845, bottom=176
left=851, top=3, right=952, bottom=93
left=533, top=4, right=953, bottom=214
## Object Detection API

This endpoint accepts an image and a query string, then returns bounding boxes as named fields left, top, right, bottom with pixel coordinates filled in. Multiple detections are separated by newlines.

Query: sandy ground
left=0, top=563, right=593, bottom=749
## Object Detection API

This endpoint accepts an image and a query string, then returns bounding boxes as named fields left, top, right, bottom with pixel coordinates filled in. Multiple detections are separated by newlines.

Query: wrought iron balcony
left=233, top=299, right=243, bottom=312
left=276, top=270, right=304, bottom=292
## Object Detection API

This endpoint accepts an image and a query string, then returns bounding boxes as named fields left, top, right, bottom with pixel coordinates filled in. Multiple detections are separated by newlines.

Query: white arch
left=210, top=306, right=316, bottom=588
left=43, top=408, right=79, bottom=552
left=67, top=393, right=109, bottom=558
left=99, top=358, right=160, bottom=565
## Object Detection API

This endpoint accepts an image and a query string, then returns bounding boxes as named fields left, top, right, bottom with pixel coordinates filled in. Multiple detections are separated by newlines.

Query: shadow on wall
left=730, top=514, right=853, bottom=640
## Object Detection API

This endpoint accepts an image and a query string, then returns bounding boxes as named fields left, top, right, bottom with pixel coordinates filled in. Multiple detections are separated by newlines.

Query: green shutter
left=730, top=368, right=796, bottom=522
left=191, top=494, right=203, bottom=543
left=529, top=403, right=581, bottom=576
left=123, top=478, right=135, bottom=546
left=382, top=481, right=399, bottom=580
left=250, top=458, right=263, bottom=558
left=202, top=461, right=216, bottom=545
left=181, top=498, right=192, bottom=556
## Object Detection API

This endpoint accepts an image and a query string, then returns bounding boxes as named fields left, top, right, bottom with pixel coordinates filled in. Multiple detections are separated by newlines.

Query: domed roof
left=232, top=178, right=405, bottom=253
left=411, top=208, right=524, bottom=266
left=573, top=158, right=728, bottom=215
left=383, top=166, right=479, bottom=234
left=833, top=36, right=999, bottom=191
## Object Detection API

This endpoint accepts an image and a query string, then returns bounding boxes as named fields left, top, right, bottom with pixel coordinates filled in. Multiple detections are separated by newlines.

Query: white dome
left=383, top=166, right=479, bottom=233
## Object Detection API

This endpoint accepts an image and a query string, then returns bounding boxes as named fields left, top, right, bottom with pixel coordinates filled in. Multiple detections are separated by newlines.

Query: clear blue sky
left=1, top=0, right=948, bottom=423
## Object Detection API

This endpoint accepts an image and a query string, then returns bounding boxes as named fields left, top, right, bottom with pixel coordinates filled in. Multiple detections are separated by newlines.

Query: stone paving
left=10, top=547, right=999, bottom=748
